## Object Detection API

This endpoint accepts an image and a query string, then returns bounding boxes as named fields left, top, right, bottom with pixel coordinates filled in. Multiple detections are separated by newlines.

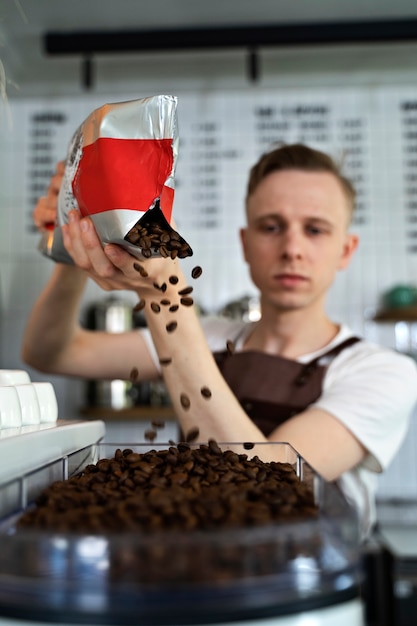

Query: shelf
left=79, top=405, right=176, bottom=422
left=373, top=306, right=417, bottom=322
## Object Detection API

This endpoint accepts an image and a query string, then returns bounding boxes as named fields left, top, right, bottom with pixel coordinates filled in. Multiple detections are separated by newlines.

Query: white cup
left=0, top=370, right=31, bottom=385
left=14, top=384, right=41, bottom=426
left=32, top=382, right=58, bottom=423
left=0, top=386, right=23, bottom=428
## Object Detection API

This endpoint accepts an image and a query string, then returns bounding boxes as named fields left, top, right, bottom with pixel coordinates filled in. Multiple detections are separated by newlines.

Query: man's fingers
left=33, top=197, right=56, bottom=231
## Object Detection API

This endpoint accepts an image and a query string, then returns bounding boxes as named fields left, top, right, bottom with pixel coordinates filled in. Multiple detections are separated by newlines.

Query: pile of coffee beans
left=17, top=443, right=317, bottom=535
left=124, top=199, right=193, bottom=259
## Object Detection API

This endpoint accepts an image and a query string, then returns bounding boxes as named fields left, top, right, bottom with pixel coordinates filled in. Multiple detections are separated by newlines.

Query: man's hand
left=61, top=210, right=184, bottom=295
left=33, top=161, right=65, bottom=231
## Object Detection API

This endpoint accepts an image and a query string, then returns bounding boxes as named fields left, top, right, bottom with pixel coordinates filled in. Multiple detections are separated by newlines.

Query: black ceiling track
left=44, top=19, right=417, bottom=55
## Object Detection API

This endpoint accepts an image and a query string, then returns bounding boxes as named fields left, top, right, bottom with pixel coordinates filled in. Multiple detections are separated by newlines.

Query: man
left=23, top=143, right=417, bottom=537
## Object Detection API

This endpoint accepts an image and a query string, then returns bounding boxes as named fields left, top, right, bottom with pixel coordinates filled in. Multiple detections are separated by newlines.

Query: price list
left=336, top=117, right=369, bottom=227
left=26, top=111, right=67, bottom=232
left=185, top=121, right=222, bottom=231
left=253, top=102, right=330, bottom=148
left=400, top=100, right=417, bottom=254
left=251, top=95, right=370, bottom=227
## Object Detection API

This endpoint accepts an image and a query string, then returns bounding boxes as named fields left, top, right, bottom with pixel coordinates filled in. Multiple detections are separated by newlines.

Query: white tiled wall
left=1, top=63, right=417, bottom=500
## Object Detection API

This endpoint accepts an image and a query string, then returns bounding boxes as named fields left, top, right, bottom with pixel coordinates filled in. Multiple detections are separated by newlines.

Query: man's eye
left=259, top=222, right=281, bottom=232
left=306, top=225, right=324, bottom=235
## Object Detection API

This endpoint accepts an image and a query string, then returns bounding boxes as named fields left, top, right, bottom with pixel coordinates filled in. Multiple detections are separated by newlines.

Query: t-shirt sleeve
left=312, top=344, right=417, bottom=473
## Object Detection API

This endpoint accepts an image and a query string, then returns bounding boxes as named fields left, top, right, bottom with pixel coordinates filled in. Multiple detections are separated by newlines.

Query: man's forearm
left=142, top=273, right=266, bottom=444
left=22, top=264, right=88, bottom=372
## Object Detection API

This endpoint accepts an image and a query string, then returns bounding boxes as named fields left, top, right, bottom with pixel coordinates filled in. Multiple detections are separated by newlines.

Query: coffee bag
left=39, top=95, right=192, bottom=263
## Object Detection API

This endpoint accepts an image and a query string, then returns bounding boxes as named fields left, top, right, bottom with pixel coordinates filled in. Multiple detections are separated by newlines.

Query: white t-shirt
left=140, top=317, right=417, bottom=537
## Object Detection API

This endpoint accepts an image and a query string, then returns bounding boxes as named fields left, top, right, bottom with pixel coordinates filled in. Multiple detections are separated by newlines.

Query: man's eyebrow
left=252, top=213, right=283, bottom=222
left=305, top=216, right=334, bottom=227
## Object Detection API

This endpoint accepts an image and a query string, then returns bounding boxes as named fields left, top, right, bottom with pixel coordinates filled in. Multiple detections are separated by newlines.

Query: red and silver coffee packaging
left=39, top=95, right=193, bottom=263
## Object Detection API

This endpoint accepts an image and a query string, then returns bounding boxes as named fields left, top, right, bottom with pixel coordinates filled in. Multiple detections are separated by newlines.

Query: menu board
left=16, top=85, right=417, bottom=318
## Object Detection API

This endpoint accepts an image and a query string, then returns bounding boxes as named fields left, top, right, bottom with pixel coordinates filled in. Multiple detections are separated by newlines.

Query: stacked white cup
left=0, top=370, right=58, bottom=429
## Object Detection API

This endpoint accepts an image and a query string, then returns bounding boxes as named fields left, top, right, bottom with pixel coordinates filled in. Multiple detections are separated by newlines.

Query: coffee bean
left=226, top=340, right=235, bottom=355
left=166, top=321, right=178, bottom=333
left=144, top=429, right=157, bottom=442
left=133, top=263, right=149, bottom=278
left=243, top=442, right=255, bottom=450
left=150, top=302, right=161, bottom=313
left=191, top=266, right=203, bottom=279
left=208, top=439, right=222, bottom=455
left=169, top=275, right=179, bottom=285
left=180, top=393, right=191, bottom=410
left=124, top=199, right=193, bottom=260
left=200, top=386, right=212, bottom=399
left=185, top=427, right=200, bottom=442
left=133, top=299, right=146, bottom=312
left=160, top=299, right=171, bottom=306
left=159, top=358, right=172, bottom=366
left=169, top=305, right=179, bottom=313
left=180, top=296, right=194, bottom=307
left=178, top=286, right=193, bottom=296
left=129, top=367, right=139, bottom=381
left=151, top=420, right=166, bottom=429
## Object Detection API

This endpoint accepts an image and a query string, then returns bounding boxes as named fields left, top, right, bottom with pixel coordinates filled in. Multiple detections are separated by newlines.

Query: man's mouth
left=274, top=273, right=308, bottom=287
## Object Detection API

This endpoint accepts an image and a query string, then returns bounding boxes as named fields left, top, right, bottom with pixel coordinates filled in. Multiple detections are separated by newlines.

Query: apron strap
left=294, top=336, right=361, bottom=387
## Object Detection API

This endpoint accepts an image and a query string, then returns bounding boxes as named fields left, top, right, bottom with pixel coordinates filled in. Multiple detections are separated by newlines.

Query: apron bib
left=214, top=337, right=360, bottom=436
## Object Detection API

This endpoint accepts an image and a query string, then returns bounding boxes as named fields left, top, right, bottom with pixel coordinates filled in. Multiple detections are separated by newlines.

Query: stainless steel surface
left=85, top=297, right=136, bottom=409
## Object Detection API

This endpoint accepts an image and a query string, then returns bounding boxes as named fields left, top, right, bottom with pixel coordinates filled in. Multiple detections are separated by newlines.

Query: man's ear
left=239, top=227, right=249, bottom=263
left=338, top=233, right=359, bottom=270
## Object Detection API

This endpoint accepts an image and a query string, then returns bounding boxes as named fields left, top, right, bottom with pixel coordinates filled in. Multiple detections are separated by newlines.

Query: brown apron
left=213, top=336, right=361, bottom=437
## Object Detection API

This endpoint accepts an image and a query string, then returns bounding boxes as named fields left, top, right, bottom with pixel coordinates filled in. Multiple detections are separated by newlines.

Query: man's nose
left=280, top=228, right=303, bottom=259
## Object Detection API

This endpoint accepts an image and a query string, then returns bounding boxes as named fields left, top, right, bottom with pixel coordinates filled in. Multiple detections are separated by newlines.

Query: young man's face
left=240, top=169, right=358, bottom=314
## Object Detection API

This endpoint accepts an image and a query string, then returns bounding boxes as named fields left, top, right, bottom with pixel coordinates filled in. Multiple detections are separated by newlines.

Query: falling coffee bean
left=180, top=393, right=191, bottom=410
left=178, top=286, right=193, bottom=296
left=191, top=266, right=203, bottom=279
left=166, top=321, right=178, bottom=333
left=133, top=299, right=146, bottom=312
left=151, top=420, right=166, bottom=429
left=200, top=386, right=212, bottom=399
left=160, top=299, right=171, bottom=306
left=169, top=304, right=179, bottom=313
left=133, top=263, right=149, bottom=278
left=129, top=367, right=139, bottom=381
left=180, top=296, right=194, bottom=307
left=144, top=429, right=157, bottom=442
left=169, top=275, right=179, bottom=285
left=159, top=358, right=173, bottom=366
left=243, top=442, right=255, bottom=450
left=185, top=427, right=200, bottom=442
left=150, top=302, right=161, bottom=313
